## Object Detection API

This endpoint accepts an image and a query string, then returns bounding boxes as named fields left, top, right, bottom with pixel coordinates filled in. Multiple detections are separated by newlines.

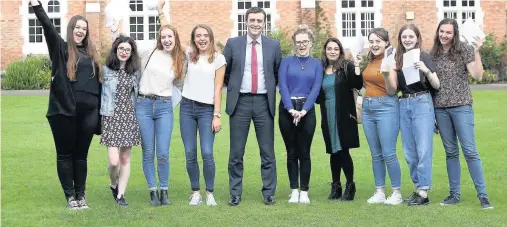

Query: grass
left=2, top=91, right=507, bottom=227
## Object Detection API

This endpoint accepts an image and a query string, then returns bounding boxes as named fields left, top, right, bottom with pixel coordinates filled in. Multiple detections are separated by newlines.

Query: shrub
left=468, top=70, right=497, bottom=85
left=479, top=34, right=507, bottom=81
left=2, top=56, right=51, bottom=90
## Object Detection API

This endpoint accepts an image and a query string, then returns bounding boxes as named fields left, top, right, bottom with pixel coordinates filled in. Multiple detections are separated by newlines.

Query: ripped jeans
left=135, top=96, right=174, bottom=190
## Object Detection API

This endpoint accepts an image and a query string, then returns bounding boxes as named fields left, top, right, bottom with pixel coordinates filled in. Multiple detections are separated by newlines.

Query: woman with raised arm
left=278, top=25, right=322, bottom=204
left=180, top=24, right=226, bottom=206
left=385, top=24, right=440, bottom=206
left=361, top=28, right=404, bottom=205
left=135, top=23, right=185, bottom=206
left=430, top=18, right=492, bottom=209
left=30, top=0, right=102, bottom=210
left=317, top=37, right=362, bottom=202
left=101, top=35, right=142, bottom=207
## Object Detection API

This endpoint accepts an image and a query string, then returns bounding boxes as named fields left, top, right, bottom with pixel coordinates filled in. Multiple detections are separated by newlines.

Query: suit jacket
left=316, top=62, right=363, bottom=153
left=223, top=35, right=282, bottom=117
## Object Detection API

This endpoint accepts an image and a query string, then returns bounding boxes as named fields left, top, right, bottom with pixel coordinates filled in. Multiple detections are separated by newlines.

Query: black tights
left=330, top=149, right=354, bottom=184
left=48, top=91, right=99, bottom=200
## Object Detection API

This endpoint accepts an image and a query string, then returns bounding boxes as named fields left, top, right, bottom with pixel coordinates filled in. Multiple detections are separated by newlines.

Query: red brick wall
left=1, top=0, right=23, bottom=70
left=170, top=0, right=232, bottom=49
left=382, top=0, right=439, bottom=51
left=482, top=0, right=507, bottom=41
left=1, top=0, right=506, bottom=71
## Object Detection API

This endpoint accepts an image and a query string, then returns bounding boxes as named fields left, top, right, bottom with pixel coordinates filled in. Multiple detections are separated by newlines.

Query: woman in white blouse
left=136, top=24, right=186, bottom=206
left=180, top=24, right=226, bottom=206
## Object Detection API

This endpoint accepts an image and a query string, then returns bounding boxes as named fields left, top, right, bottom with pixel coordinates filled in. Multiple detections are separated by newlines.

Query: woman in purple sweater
left=278, top=25, right=323, bottom=204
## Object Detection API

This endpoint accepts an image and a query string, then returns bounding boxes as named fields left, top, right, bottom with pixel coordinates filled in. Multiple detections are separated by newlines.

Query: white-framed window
left=230, top=0, right=279, bottom=37
left=22, top=0, right=68, bottom=55
left=335, top=0, right=382, bottom=48
left=128, top=0, right=161, bottom=43
left=437, top=0, right=483, bottom=26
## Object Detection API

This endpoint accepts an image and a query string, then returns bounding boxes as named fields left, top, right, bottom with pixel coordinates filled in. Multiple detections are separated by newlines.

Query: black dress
left=100, top=69, right=140, bottom=147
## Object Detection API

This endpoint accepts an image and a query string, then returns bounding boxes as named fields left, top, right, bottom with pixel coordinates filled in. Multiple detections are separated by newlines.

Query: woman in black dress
left=100, top=35, right=142, bottom=207
left=30, top=0, right=102, bottom=210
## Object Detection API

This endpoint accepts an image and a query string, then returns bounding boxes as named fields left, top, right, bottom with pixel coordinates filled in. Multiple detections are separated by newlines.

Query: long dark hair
left=321, top=38, right=349, bottom=72
left=367, top=27, right=390, bottom=62
left=66, top=15, right=102, bottom=82
left=430, top=18, right=462, bottom=61
left=106, top=35, right=141, bottom=74
left=189, top=24, right=216, bottom=64
left=395, top=24, right=422, bottom=70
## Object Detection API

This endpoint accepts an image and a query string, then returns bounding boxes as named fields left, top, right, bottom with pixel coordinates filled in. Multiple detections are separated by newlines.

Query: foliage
left=468, top=70, right=497, bottom=84
left=2, top=55, right=51, bottom=90
left=479, top=33, right=507, bottom=81
left=479, top=34, right=507, bottom=71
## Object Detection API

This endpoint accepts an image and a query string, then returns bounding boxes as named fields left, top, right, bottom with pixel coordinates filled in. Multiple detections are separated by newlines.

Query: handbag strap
left=141, top=48, right=157, bottom=76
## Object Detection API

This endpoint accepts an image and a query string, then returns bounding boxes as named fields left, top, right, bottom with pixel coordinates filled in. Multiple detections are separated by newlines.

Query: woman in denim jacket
left=100, top=35, right=142, bottom=207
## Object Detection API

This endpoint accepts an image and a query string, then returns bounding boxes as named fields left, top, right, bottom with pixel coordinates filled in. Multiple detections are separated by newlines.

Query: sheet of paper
left=380, top=47, right=396, bottom=72
left=402, top=65, right=420, bottom=85
left=402, top=48, right=420, bottom=68
left=460, top=18, right=486, bottom=45
left=172, top=87, right=182, bottom=108
left=349, top=36, right=365, bottom=57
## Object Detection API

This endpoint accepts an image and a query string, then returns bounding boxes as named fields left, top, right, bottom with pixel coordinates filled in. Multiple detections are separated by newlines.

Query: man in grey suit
left=223, top=7, right=282, bottom=206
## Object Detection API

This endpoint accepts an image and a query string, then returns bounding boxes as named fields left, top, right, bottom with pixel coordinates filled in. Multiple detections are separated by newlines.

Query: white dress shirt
left=240, top=35, right=266, bottom=94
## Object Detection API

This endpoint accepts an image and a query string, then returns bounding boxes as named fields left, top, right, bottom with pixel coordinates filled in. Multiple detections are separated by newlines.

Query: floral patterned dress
left=100, top=69, right=140, bottom=147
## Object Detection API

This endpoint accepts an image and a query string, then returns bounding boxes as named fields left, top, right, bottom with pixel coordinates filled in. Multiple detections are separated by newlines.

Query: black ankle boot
left=149, top=190, right=161, bottom=206
left=159, top=190, right=171, bottom=205
left=328, top=182, right=342, bottom=200
left=341, top=182, right=356, bottom=201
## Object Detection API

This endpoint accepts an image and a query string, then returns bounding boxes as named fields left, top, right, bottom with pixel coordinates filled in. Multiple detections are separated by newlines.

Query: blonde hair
left=291, top=24, right=315, bottom=56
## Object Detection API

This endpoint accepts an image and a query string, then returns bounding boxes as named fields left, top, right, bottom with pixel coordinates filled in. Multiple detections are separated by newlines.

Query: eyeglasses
left=295, top=40, right=310, bottom=46
left=117, top=47, right=132, bottom=54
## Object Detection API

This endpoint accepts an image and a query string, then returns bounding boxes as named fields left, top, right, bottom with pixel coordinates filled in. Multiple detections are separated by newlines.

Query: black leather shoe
left=117, top=196, right=128, bottom=207
left=328, top=182, right=342, bottom=200
left=341, top=182, right=356, bottom=201
left=160, top=190, right=172, bottom=205
left=110, top=186, right=119, bottom=201
left=404, top=192, right=417, bottom=203
left=408, top=193, right=429, bottom=206
left=264, top=196, right=275, bottom=205
left=228, top=196, right=241, bottom=206
left=149, top=190, right=161, bottom=206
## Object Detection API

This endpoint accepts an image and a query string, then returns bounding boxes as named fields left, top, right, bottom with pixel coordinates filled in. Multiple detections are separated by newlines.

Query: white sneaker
left=288, top=189, right=299, bottom=203
left=384, top=192, right=403, bottom=205
left=206, top=192, right=217, bottom=206
left=189, top=192, right=202, bottom=206
left=367, top=192, right=386, bottom=204
left=299, top=191, right=310, bottom=204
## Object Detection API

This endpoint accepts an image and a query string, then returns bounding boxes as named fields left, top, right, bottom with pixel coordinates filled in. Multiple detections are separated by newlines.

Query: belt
left=181, top=97, right=213, bottom=107
left=137, top=94, right=170, bottom=100
left=400, top=91, right=429, bottom=99
left=239, top=92, right=267, bottom=96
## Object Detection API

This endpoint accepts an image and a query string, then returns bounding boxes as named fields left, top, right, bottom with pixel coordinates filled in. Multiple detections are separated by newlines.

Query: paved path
left=2, top=84, right=507, bottom=96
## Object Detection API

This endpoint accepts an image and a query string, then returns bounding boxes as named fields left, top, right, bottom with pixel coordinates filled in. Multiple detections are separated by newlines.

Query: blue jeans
left=179, top=98, right=216, bottom=192
left=362, top=95, right=402, bottom=189
left=399, top=93, right=434, bottom=190
left=135, top=96, right=174, bottom=190
left=435, top=105, right=488, bottom=198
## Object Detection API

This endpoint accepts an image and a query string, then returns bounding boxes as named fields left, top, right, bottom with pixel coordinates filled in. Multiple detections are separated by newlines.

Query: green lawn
left=2, top=91, right=507, bottom=226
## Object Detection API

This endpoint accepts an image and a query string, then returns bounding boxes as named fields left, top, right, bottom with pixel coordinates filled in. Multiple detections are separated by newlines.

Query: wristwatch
left=213, top=112, right=221, bottom=118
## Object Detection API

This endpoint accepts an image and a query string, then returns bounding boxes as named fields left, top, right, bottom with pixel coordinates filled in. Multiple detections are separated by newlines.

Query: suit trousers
left=228, top=93, right=277, bottom=197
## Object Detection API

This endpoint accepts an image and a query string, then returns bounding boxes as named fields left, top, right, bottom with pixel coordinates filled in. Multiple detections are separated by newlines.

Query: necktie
left=251, top=39, right=258, bottom=94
